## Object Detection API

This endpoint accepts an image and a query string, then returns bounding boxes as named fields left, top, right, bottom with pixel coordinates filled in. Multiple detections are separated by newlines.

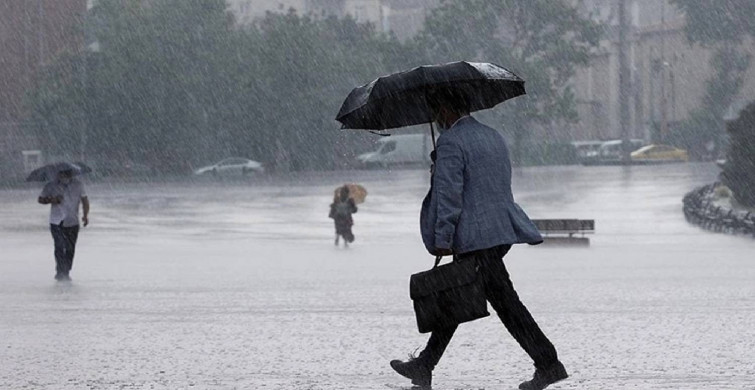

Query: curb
left=682, top=182, right=755, bottom=237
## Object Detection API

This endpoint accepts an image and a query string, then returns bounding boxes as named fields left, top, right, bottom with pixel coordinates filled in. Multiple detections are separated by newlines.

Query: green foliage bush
left=722, top=102, right=755, bottom=207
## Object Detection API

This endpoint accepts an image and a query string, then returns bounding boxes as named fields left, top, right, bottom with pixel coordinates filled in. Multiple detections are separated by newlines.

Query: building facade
left=571, top=0, right=755, bottom=142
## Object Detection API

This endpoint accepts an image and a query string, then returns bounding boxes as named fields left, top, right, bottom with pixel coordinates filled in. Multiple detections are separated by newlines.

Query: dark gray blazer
left=420, top=116, right=543, bottom=254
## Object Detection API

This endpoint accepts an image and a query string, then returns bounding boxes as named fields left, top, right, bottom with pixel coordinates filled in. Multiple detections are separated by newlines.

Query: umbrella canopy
left=334, top=183, right=367, bottom=204
left=336, top=61, right=525, bottom=130
left=26, top=162, right=92, bottom=182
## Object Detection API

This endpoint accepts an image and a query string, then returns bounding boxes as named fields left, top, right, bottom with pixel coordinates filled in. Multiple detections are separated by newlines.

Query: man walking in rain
left=38, top=169, right=89, bottom=281
left=390, top=88, right=567, bottom=390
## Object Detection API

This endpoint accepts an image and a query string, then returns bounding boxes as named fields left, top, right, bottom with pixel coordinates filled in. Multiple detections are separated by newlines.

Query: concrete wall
left=342, top=0, right=382, bottom=24
left=227, top=0, right=308, bottom=24
left=228, top=0, right=440, bottom=40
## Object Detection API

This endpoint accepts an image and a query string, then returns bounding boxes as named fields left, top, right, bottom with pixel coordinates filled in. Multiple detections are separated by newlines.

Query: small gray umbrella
left=26, top=162, right=92, bottom=182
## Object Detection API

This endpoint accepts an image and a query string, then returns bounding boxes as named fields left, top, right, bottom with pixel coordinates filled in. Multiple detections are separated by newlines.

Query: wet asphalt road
left=1, top=163, right=754, bottom=389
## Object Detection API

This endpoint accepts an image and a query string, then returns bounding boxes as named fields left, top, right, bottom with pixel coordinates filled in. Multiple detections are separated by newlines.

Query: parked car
left=357, top=134, right=434, bottom=168
left=631, top=144, right=689, bottom=163
left=580, top=139, right=645, bottom=165
left=194, top=157, right=264, bottom=176
left=571, top=140, right=604, bottom=160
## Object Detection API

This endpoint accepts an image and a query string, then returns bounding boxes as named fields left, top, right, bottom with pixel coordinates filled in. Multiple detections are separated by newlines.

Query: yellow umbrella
left=334, top=183, right=367, bottom=204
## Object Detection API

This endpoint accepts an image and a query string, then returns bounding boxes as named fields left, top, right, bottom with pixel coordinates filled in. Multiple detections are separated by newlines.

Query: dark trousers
left=418, top=245, right=559, bottom=370
left=50, top=223, right=79, bottom=276
left=334, top=218, right=355, bottom=243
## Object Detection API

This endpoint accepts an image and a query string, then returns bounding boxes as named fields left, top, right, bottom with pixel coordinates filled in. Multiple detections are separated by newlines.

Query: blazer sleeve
left=432, top=139, right=464, bottom=249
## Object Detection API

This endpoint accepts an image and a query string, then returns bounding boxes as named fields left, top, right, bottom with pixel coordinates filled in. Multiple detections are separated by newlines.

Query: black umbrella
left=26, top=162, right=92, bottom=182
left=336, top=61, right=525, bottom=131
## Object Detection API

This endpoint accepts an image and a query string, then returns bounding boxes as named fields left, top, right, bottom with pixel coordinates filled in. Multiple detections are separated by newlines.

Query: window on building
left=354, top=5, right=365, bottom=21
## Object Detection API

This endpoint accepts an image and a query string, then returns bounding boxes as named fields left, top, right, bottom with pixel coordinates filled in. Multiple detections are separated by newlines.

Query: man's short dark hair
left=426, top=87, right=470, bottom=114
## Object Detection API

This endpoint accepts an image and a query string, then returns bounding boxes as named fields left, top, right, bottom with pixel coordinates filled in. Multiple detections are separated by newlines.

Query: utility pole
left=618, top=0, right=632, bottom=163
left=37, top=0, right=45, bottom=66
left=659, top=1, right=669, bottom=142
left=80, top=1, right=94, bottom=162
left=80, top=55, right=87, bottom=162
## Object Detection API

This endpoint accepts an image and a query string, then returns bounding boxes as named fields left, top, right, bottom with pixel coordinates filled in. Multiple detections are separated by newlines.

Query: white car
left=357, top=134, right=434, bottom=168
left=194, top=158, right=264, bottom=176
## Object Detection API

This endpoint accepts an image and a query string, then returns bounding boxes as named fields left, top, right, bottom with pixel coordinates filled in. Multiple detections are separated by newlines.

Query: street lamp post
left=618, top=0, right=632, bottom=163
left=79, top=1, right=99, bottom=163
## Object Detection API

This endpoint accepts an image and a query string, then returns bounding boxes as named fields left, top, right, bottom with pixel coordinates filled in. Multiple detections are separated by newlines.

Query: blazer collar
left=449, top=115, right=475, bottom=130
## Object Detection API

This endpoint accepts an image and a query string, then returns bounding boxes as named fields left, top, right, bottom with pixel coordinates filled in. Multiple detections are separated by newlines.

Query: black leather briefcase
left=409, top=256, right=489, bottom=334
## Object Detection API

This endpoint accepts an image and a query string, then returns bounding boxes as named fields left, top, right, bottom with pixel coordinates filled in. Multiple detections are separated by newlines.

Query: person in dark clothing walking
left=390, top=88, right=566, bottom=390
left=38, top=169, right=89, bottom=281
left=329, top=186, right=357, bottom=247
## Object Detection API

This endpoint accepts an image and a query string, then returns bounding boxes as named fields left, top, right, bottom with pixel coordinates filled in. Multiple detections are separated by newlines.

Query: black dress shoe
left=519, top=361, right=568, bottom=390
left=390, top=358, right=432, bottom=387
left=55, top=273, right=71, bottom=282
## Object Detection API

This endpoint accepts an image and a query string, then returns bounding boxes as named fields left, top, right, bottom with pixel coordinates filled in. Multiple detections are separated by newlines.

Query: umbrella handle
left=429, top=121, right=437, bottom=151
left=426, top=87, right=436, bottom=151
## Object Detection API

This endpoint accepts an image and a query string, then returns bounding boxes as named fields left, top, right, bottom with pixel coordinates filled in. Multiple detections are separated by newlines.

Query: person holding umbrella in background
left=329, top=184, right=367, bottom=247
left=31, top=162, right=90, bottom=282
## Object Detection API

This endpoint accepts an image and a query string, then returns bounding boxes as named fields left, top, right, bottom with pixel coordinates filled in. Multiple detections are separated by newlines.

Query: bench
left=531, top=219, right=595, bottom=246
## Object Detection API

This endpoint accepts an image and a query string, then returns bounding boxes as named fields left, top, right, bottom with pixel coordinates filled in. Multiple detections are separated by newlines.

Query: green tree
left=91, top=0, right=241, bottom=171
left=722, top=102, right=755, bottom=207
left=246, top=11, right=414, bottom=170
left=415, top=0, right=602, bottom=165
left=27, top=52, right=88, bottom=160
left=30, top=0, right=247, bottom=173
left=28, top=1, right=412, bottom=174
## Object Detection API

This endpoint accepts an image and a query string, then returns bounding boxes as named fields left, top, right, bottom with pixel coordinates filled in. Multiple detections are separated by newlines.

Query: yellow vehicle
left=630, top=144, right=689, bottom=163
